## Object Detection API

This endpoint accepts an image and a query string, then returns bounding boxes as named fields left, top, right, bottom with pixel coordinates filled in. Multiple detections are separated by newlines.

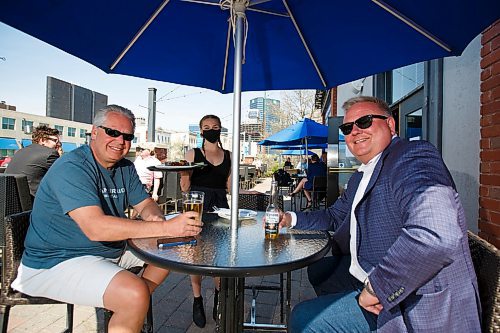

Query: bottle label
left=265, top=212, right=279, bottom=234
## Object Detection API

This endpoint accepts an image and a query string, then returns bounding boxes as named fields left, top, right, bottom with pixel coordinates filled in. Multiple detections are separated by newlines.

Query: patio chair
left=0, top=174, right=33, bottom=247
left=0, top=211, right=74, bottom=333
left=238, top=193, right=289, bottom=330
left=309, top=176, right=327, bottom=210
left=157, top=172, right=182, bottom=214
left=468, top=231, right=500, bottom=332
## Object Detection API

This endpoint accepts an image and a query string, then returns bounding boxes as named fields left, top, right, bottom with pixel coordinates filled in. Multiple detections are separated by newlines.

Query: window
left=55, top=125, right=64, bottom=136
left=22, top=119, right=34, bottom=133
left=2, top=117, right=15, bottom=130
left=67, top=127, right=76, bottom=137
left=80, top=129, right=87, bottom=138
left=392, top=63, right=424, bottom=103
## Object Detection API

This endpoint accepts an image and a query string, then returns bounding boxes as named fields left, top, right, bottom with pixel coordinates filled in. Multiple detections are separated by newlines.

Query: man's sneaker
left=193, top=296, right=206, bottom=328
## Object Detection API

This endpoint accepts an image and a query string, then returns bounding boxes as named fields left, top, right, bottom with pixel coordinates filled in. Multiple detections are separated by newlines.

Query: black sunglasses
left=98, top=126, right=135, bottom=141
left=339, top=114, right=388, bottom=135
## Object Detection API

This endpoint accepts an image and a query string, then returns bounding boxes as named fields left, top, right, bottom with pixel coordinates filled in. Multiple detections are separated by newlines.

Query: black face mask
left=202, top=129, right=221, bottom=143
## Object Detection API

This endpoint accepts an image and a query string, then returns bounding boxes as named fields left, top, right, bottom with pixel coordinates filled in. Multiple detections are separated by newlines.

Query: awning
left=61, top=142, right=77, bottom=152
left=0, top=138, right=19, bottom=150
left=21, top=139, right=32, bottom=147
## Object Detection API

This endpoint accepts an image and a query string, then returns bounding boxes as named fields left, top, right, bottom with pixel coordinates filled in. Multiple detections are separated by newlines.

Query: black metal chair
left=238, top=193, right=289, bottom=331
left=309, top=176, right=327, bottom=210
left=0, top=174, right=33, bottom=247
left=468, top=231, right=500, bottom=332
left=157, top=172, right=182, bottom=214
left=0, top=211, right=74, bottom=333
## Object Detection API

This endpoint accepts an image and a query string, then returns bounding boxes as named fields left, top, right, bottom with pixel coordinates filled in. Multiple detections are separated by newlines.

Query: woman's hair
left=342, top=96, right=391, bottom=116
left=199, top=114, right=223, bottom=150
left=199, top=114, right=221, bottom=128
left=93, top=104, right=136, bottom=131
left=32, top=125, right=59, bottom=143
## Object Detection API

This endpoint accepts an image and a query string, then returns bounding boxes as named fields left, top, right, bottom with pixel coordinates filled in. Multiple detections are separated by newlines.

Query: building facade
left=46, top=76, right=108, bottom=124
left=0, top=105, right=92, bottom=156
left=249, top=97, right=280, bottom=135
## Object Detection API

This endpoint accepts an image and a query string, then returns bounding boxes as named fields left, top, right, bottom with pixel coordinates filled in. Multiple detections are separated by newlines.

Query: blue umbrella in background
left=270, top=143, right=327, bottom=150
left=258, top=118, right=328, bottom=147
left=280, top=149, right=315, bottom=156
left=1, top=0, right=498, bottom=227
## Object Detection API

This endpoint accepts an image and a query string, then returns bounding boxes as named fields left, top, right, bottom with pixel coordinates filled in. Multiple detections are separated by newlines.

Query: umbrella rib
left=222, top=20, right=231, bottom=91
left=110, top=0, right=171, bottom=71
left=372, top=0, right=452, bottom=52
left=281, top=0, right=327, bottom=88
left=181, top=0, right=223, bottom=6
left=247, top=8, right=289, bottom=17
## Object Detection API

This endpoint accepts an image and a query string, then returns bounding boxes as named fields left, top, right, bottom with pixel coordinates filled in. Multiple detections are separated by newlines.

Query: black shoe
left=193, top=296, right=206, bottom=328
left=213, top=289, right=219, bottom=321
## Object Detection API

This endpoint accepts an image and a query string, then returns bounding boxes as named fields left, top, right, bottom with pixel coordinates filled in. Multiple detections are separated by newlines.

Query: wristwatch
left=364, top=278, right=377, bottom=297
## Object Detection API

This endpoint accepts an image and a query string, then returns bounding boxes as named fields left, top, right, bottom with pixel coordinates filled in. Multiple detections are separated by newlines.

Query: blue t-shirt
left=22, top=145, right=149, bottom=269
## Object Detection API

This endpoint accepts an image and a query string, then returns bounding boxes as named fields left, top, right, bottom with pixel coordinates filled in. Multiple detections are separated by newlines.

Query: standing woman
left=180, top=114, right=230, bottom=328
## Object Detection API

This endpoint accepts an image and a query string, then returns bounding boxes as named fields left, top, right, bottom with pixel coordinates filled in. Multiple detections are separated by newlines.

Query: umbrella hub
left=220, top=0, right=249, bottom=64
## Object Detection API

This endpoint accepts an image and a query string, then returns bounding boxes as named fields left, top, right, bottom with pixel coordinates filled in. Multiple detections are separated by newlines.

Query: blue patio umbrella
left=1, top=0, right=498, bottom=228
left=259, top=118, right=327, bottom=146
left=280, top=149, right=315, bottom=156
left=269, top=143, right=327, bottom=150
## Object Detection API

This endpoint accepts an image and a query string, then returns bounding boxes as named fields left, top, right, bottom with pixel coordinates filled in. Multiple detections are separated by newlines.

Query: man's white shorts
left=11, top=251, right=144, bottom=308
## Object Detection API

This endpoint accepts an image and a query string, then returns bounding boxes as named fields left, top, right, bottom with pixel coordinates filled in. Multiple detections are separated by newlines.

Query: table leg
left=217, top=277, right=245, bottom=333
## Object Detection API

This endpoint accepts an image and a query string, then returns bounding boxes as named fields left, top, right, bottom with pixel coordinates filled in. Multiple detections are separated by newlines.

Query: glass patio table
left=128, top=211, right=331, bottom=333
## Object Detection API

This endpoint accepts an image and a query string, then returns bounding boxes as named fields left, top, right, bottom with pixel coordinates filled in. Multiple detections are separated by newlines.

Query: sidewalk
left=7, top=178, right=317, bottom=333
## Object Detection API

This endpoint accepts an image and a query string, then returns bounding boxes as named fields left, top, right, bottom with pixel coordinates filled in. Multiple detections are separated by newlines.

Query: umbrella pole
left=230, top=8, right=245, bottom=231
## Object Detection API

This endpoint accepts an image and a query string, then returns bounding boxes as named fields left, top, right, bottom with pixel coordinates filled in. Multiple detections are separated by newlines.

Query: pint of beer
left=182, top=191, right=204, bottom=220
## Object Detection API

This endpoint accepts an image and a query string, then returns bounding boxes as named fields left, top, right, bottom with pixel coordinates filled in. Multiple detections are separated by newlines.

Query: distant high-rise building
left=249, top=97, right=280, bottom=134
left=46, top=76, right=108, bottom=124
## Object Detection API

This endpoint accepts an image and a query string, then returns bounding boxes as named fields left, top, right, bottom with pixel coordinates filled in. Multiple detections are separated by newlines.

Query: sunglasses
left=98, top=126, right=135, bottom=141
left=339, top=114, right=388, bottom=135
left=47, top=137, right=60, bottom=143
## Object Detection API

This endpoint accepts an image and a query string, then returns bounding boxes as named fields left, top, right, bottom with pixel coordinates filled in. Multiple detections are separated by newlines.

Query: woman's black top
left=190, top=148, right=231, bottom=211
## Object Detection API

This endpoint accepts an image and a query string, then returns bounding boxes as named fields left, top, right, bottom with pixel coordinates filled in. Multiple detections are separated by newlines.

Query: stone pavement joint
left=7, top=178, right=318, bottom=332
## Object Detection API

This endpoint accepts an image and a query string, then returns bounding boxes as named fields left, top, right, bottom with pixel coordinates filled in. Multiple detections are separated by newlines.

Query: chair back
left=2, top=210, right=31, bottom=297
left=239, top=193, right=284, bottom=211
left=0, top=174, right=32, bottom=246
left=468, top=231, right=500, bottom=332
left=157, top=172, right=182, bottom=205
left=312, top=176, right=327, bottom=190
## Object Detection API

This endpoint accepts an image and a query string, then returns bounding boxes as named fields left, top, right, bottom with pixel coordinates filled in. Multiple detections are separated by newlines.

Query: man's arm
left=68, top=204, right=202, bottom=241
left=151, top=177, right=161, bottom=201
left=368, top=142, right=463, bottom=311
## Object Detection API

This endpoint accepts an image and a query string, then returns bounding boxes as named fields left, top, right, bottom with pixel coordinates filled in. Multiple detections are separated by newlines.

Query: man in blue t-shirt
left=11, top=105, right=203, bottom=333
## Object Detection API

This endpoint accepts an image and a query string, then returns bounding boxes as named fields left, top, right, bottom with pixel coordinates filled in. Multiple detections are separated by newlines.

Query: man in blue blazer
left=281, top=96, right=481, bottom=332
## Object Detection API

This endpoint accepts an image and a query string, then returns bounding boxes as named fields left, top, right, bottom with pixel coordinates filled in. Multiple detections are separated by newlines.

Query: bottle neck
left=269, top=182, right=278, bottom=205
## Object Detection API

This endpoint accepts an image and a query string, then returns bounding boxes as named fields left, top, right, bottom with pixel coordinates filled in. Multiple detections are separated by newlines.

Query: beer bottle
left=265, top=180, right=279, bottom=239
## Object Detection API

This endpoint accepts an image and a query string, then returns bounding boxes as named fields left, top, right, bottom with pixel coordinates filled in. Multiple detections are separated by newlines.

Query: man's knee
left=289, top=302, right=313, bottom=333
left=104, top=270, right=150, bottom=311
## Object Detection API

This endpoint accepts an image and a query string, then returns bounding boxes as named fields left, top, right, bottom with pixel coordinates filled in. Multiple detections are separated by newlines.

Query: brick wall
left=479, top=19, right=500, bottom=247
left=330, top=88, right=338, bottom=117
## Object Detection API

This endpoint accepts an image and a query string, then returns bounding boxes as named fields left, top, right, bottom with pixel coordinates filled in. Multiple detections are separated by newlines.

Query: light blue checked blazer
left=295, top=137, right=481, bottom=332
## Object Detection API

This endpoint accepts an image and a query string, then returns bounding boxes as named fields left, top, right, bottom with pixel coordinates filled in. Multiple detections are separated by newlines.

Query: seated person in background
left=11, top=105, right=202, bottom=333
left=289, top=154, right=326, bottom=208
left=295, top=158, right=306, bottom=172
left=280, top=96, right=480, bottom=332
left=134, top=144, right=162, bottom=201
left=6, top=125, right=61, bottom=198
left=284, top=157, right=293, bottom=169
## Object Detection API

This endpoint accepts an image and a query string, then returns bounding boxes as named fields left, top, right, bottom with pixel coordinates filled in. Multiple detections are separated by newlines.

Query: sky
left=0, top=22, right=282, bottom=132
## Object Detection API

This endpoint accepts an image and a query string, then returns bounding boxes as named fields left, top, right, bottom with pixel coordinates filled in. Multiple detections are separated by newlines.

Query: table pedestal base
left=217, top=277, right=244, bottom=333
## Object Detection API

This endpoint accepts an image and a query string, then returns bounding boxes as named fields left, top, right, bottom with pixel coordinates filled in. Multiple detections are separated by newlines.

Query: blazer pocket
left=403, top=288, right=451, bottom=331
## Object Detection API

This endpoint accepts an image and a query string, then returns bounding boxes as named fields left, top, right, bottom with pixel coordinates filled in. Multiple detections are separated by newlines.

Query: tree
left=279, top=90, right=317, bottom=127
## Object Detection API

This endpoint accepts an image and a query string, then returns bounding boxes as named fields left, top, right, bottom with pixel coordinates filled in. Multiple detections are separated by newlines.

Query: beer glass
left=182, top=191, right=204, bottom=220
